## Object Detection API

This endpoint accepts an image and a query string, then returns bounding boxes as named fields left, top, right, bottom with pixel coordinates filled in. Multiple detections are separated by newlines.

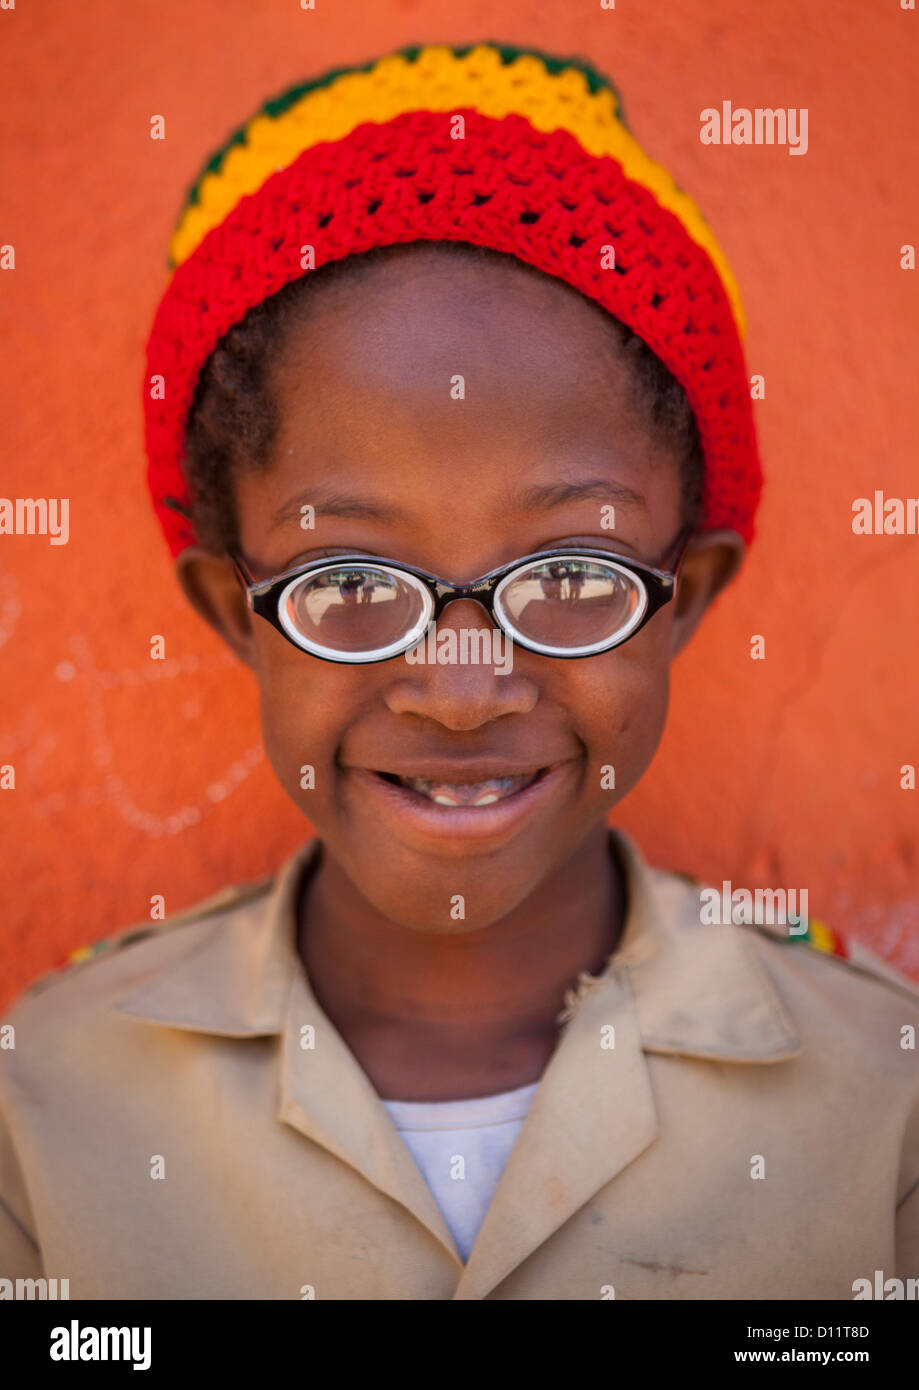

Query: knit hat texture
left=144, top=40, right=761, bottom=557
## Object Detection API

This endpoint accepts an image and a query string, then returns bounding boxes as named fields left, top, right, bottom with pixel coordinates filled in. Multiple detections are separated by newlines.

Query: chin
left=348, top=855, right=547, bottom=934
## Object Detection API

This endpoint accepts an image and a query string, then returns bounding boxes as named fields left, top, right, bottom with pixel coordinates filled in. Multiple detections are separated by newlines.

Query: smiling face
left=178, top=243, right=744, bottom=935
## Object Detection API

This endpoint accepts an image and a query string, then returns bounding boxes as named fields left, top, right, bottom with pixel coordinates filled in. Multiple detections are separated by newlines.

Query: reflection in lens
left=496, top=558, right=643, bottom=650
left=284, top=565, right=428, bottom=654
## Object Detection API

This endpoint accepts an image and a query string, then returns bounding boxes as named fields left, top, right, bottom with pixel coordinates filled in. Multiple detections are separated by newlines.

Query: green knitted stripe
left=179, top=40, right=627, bottom=219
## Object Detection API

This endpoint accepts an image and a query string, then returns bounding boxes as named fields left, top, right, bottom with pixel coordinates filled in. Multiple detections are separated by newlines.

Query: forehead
left=236, top=246, right=685, bottom=556
left=273, top=244, right=629, bottom=413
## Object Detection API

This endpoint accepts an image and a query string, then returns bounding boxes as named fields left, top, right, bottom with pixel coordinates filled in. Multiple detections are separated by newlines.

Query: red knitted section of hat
left=145, top=108, right=760, bottom=557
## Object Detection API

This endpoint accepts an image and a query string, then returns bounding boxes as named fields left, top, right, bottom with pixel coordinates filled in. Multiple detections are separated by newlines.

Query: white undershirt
left=381, top=1081, right=540, bottom=1262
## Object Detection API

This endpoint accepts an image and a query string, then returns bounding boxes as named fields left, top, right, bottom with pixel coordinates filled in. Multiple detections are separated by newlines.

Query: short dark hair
left=182, top=240, right=705, bottom=554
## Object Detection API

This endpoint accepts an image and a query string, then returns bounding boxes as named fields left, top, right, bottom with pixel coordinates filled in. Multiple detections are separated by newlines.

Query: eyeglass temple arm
left=658, top=522, right=697, bottom=573
left=160, top=497, right=255, bottom=587
left=226, top=546, right=256, bottom=588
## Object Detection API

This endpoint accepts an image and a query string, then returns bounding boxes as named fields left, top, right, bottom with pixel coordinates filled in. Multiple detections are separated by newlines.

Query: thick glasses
left=224, top=522, right=695, bottom=664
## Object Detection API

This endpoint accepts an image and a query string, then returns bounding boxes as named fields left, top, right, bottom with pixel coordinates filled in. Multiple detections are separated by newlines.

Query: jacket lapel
left=452, top=953, right=658, bottom=1300
left=278, top=963, right=464, bottom=1265
left=451, top=830, right=803, bottom=1299
left=114, top=835, right=464, bottom=1266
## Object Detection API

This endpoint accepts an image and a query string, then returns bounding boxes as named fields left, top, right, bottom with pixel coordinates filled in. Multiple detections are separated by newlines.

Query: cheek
left=572, top=628, right=672, bottom=800
left=252, top=634, right=354, bottom=817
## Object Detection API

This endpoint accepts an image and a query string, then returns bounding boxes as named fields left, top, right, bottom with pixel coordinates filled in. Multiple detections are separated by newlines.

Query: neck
left=296, top=821, right=625, bottom=1100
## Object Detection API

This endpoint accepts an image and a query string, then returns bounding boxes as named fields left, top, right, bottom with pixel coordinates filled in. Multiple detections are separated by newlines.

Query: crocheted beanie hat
left=144, top=40, right=761, bottom=558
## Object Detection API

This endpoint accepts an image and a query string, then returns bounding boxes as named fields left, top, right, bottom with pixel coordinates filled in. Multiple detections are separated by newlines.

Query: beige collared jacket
left=1, top=829, right=917, bottom=1300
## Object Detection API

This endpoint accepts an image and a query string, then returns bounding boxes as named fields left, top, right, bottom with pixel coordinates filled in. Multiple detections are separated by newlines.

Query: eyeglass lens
left=283, top=565, right=428, bottom=655
left=281, top=557, right=647, bottom=656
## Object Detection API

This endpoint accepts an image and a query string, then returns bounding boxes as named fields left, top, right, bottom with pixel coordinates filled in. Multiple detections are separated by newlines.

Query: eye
left=494, top=552, right=647, bottom=652
left=279, top=559, right=433, bottom=656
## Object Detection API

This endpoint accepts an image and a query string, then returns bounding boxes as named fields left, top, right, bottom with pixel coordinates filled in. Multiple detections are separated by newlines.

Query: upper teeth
left=434, top=790, right=499, bottom=806
left=398, top=774, right=533, bottom=806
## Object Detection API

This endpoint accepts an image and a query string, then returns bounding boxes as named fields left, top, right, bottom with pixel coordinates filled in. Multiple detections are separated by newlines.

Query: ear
left=174, top=545, right=258, bottom=668
left=668, top=528, right=747, bottom=658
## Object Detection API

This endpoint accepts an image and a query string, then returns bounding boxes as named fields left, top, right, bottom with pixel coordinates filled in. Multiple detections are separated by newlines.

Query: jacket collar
left=609, top=833, right=802, bottom=1063
left=113, top=837, right=312, bottom=1037
left=114, top=834, right=800, bottom=1061
left=113, top=827, right=802, bottom=1061
left=113, top=827, right=802, bottom=1295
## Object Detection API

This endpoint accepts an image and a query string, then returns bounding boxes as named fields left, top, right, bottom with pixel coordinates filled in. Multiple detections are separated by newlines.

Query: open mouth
left=374, top=768, right=547, bottom=807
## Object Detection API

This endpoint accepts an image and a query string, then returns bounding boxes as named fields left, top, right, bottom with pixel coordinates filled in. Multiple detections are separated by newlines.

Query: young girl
left=1, top=40, right=916, bottom=1302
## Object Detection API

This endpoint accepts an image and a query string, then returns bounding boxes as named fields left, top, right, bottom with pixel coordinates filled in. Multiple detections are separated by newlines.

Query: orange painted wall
left=1, top=0, right=917, bottom=1010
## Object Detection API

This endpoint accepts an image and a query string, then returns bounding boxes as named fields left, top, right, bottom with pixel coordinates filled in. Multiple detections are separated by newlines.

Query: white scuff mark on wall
left=15, top=633, right=264, bottom=834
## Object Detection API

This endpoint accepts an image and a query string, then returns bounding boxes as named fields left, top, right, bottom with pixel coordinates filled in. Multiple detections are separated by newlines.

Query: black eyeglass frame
left=221, top=521, right=696, bottom=664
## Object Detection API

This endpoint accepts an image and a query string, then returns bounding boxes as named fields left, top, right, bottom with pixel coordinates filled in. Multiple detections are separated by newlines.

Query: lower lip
left=344, top=763, right=575, bottom=847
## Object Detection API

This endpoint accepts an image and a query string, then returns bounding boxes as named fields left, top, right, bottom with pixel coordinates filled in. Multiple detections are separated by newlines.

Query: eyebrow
left=270, top=477, right=647, bottom=529
left=270, top=486, right=403, bottom=529
left=513, top=478, right=648, bottom=514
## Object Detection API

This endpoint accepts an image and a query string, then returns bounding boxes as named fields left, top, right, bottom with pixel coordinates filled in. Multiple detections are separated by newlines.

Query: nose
left=382, top=598, right=539, bottom=730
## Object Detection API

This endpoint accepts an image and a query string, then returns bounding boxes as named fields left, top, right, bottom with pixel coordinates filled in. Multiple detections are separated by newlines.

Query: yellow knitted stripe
left=170, top=44, right=745, bottom=337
